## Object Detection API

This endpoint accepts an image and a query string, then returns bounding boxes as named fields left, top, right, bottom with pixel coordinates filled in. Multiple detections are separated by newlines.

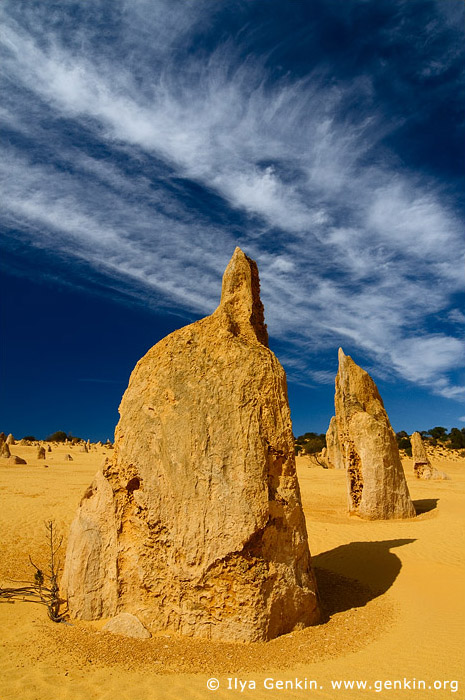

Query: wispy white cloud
left=390, top=336, right=465, bottom=383
left=0, top=147, right=229, bottom=314
left=448, top=309, right=465, bottom=325
left=0, top=0, right=464, bottom=401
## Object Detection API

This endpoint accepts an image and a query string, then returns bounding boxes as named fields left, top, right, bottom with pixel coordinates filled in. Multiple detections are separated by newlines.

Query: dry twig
left=0, top=520, right=67, bottom=622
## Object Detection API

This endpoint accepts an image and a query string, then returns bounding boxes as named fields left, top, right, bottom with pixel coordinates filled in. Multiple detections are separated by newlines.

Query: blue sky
left=1, top=0, right=464, bottom=441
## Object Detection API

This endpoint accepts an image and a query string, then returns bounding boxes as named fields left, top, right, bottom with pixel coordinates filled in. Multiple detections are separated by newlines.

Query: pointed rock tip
left=219, top=247, right=269, bottom=346
left=338, top=348, right=362, bottom=374
left=222, top=247, right=249, bottom=281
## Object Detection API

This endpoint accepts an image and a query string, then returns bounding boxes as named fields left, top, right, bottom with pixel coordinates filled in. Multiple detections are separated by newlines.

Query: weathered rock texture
left=335, top=349, right=415, bottom=520
left=0, top=440, right=11, bottom=459
left=318, top=447, right=329, bottom=468
left=411, top=431, right=430, bottom=478
left=6, top=434, right=15, bottom=445
left=9, top=455, right=27, bottom=465
left=37, top=446, right=46, bottom=460
left=102, top=612, right=151, bottom=639
left=324, top=416, right=343, bottom=470
left=61, top=248, right=319, bottom=642
left=411, top=432, right=449, bottom=480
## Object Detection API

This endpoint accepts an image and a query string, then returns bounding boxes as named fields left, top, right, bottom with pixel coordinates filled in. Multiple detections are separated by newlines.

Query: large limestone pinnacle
left=335, top=348, right=416, bottom=520
left=61, top=247, right=320, bottom=642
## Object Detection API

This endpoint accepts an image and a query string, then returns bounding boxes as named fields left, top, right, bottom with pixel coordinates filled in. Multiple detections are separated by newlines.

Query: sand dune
left=1, top=444, right=464, bottom=699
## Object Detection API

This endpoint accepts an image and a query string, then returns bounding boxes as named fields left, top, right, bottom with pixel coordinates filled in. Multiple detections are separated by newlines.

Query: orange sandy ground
left=0, top=443, right=464, bottom=700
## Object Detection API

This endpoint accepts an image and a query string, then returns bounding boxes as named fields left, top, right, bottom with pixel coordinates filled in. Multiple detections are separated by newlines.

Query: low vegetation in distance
left=295, top=426, right=465, bottom=457
left=18, top=431, right=84, bottom=443
left=9, top=426, right=465, bottom=455
left=11, top=431, right=112, bottom=444
left=44, top=431, right=83, bottom=443
left=395, top=427, right=465, bottom=456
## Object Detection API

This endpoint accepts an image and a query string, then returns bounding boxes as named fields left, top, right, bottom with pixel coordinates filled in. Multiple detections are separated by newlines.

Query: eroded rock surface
left=411, top=432, right=449, bottom=480
left=334, top=349, right=415, bottom=520
left=102, top=612, right=151, bottom=639
left=9, top=455, right=27, bottom=465
left=325, top=416, right=343, bottom=470
left=61, top=248, right=319, bottom=642
left=0, top=439, right=11, bottom=459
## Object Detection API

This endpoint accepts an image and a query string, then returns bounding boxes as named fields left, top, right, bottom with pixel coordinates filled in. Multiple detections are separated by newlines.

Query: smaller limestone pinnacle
left=334, top=350, right=415, bottom=519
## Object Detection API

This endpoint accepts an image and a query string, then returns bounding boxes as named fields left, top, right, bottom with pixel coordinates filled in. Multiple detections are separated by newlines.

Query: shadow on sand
left=414, top=498, right=439, bottom=514
left=313, top=538, right=416, bottom=619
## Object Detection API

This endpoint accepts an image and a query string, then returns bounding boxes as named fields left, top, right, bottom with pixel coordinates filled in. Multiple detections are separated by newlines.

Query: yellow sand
left=0, top=444, right=464, bottom=699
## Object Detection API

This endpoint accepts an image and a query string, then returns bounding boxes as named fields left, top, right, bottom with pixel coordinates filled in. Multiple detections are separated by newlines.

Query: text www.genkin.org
left=206, top=677, right=459, bottom=693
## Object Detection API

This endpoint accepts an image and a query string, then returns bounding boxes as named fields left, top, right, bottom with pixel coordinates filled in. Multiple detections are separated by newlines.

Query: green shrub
left=427, top=426, right=448, bottom=441
left=295, top=432, right=326, bottom=455
left=45, top=431, right=68, bottom=442
left=396, top=432, right=412, bottom=457
left=448, top=428, right=465, bottom=450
